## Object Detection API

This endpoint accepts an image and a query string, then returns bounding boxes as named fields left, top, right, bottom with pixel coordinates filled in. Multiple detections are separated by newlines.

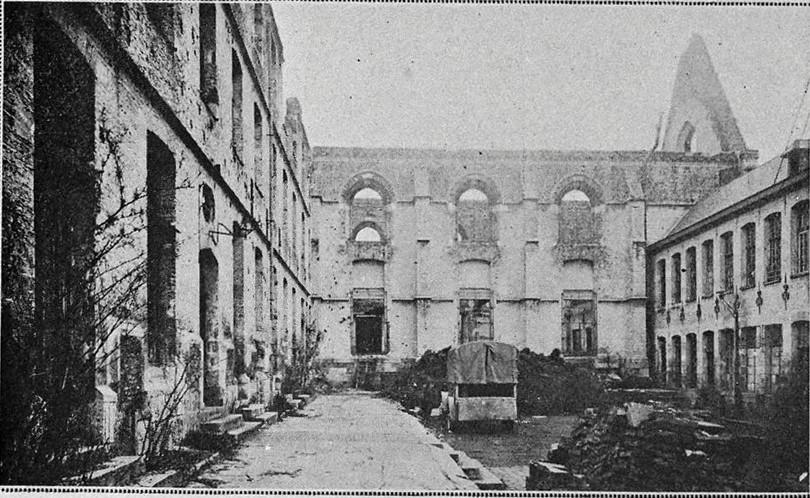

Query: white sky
left=272, top=4, right=810, bottom=162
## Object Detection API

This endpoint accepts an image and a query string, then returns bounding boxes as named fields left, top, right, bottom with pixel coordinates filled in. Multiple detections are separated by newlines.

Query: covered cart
left=444, top=341, right=518, bottom=430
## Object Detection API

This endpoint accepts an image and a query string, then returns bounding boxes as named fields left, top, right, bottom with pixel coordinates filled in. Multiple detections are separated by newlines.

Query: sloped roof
left=665, top=156, right=788, bottom=236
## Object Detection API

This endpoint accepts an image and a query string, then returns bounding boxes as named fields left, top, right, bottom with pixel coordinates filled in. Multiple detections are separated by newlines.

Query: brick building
left=308, top=34, right=764, bottom=386
left=2, top=2, right=311, bottom=452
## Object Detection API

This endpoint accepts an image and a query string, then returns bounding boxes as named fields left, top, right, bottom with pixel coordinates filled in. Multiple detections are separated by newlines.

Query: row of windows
left=657, top=200, right=809, bottom=307
left=347, top=185, right=599, bottom=245
left=657, top=321, right=808, bottom=392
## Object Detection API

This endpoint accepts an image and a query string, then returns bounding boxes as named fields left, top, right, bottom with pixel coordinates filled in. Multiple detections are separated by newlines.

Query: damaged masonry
left=1, top=1, right=808, bottom=491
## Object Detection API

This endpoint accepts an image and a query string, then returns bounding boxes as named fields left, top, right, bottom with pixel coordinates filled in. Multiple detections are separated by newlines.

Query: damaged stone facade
left=2, top=2, right=311, bottom=451
left=309, top=147, right=746, bottom=384
left=308, top=34, right=766, bottom=386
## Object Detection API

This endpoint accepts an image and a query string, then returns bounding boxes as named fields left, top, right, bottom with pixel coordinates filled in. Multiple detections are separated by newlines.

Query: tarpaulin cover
left=446, top=341, right=518, bottom=384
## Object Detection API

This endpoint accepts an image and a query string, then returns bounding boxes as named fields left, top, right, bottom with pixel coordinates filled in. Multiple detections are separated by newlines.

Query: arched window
left=457, top=188, right=494, bottom=242
left=355, top=226, right=382, bottom=242
left=679, top=121, right=696, bottom=153
left=353, top=188, right=383, bottom=202
left=559, top=188, right=596, bottom=245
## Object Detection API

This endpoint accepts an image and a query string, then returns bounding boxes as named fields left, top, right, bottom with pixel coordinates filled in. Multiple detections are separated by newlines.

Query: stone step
left=226, top=421, right=263, bottom=441
left=201, top=414, right=244, bottom=434
left=253, top=411, right=279, bottom=424
left=66, top=455, right=142, bottom=486
left=240, top=404, right=265, bottom=421
left=456, top=452, right=482, bottom=481
left=476, top=467, right=507, bottom=490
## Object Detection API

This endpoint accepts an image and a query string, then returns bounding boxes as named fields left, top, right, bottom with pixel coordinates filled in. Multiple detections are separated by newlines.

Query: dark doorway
left=199, top=249, right=221, bottom=406
left=353, top=299, right=384, bottom=355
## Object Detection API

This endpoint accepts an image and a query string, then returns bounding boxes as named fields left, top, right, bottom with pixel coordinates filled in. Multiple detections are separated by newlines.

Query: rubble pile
left=517, top=348, right=605, bottom=415
left=528, top=403, right=761, bottom=491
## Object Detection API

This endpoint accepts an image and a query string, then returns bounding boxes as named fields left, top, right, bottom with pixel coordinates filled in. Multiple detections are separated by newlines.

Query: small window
left=765, top=213, right=781, bottom=284
left=355, top=226, right=382, bottom=243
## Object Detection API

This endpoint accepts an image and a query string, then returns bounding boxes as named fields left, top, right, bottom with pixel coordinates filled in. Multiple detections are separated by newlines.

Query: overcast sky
left=272, top=4, right=810, bottom=162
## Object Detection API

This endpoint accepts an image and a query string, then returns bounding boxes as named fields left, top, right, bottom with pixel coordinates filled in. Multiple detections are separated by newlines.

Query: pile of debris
left=528, top=402, right=762, bottom=491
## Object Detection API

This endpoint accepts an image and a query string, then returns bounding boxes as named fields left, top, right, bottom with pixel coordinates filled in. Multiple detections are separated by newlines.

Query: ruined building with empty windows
left=308, top=34, right=808, bottom=392
left=2, top=3, right=311, bottom=452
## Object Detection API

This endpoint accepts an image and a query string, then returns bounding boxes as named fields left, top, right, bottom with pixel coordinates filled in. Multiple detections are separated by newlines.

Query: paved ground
left=187, top=391, right=477, bottom=490
left=428, top=414, right=580, bottom=490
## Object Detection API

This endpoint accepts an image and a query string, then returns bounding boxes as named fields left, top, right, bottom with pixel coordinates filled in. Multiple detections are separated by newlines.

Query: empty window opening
left=33, top=23, right=98, bottom=397
left=460, top=298, right=493, bottom=343
left=561, top=189, right=590, bottom=202
left=146, top=132, right=177, bottom=365
left=679, top=122, right=696, bottom=153
left=457, top=188, right=494, bottom=242
left=201, top=183, right=215, bottom=223
left=232, top=222, right=244, bottom=375
left=354, top=187, right=382, bottom=201
left=255, top=248, right=264, bottom=336
left=562, top=294, right=597, bottom=356
left=353, top=298, right=386, bottom=355
left=199, top=4, right=218, bottom=104
left=199, top=249, right=222, bottom=406
left=254, top=104, right=263, bottom=187
left=231, top=51, right=243, bottom=161
left=559, top=189, right=597, bottom=245
left=355, top=226, right=382, bottom=242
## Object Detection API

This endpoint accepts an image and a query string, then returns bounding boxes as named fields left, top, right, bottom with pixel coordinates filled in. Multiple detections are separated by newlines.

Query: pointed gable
left=661, top=34, right=748, bottom=155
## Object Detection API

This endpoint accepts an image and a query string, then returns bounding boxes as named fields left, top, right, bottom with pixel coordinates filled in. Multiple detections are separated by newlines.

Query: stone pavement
left=187, top=391, right=477, bottom=490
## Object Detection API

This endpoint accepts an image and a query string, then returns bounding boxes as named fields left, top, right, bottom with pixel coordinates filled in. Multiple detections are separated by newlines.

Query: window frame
left=741, top=222, right=756, bottom=289
left=765, top=212, right=782, bottom=284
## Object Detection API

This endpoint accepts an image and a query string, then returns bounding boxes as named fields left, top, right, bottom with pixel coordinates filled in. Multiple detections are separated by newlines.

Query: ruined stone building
left=2, top=2, right=311, bottom=451
left=308, top=34, right=773, bottom=386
